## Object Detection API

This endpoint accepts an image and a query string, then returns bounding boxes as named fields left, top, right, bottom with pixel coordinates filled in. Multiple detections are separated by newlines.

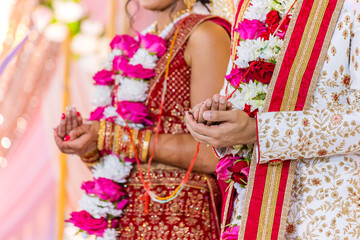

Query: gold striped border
left=257, top=162, right=283, bottom=240
left=261, top=0, right=303, bottom=113
left=304, top=0, right=345, bottom=110
left=281, top=0, right=329, bottom=111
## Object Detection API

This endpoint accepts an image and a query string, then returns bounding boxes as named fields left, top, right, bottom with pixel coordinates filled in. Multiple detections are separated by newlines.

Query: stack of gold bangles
left=80, top=148, right=101, bottom=167
left=96, top=119, right=152, bottom=163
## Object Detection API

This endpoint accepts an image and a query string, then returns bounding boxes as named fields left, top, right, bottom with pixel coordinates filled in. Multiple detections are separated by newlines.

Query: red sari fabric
left=118, top=14, right=231, bottom=239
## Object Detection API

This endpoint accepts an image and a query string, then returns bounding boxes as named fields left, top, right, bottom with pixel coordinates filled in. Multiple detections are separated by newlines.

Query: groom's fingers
left=203, top=110, right=237, bottom=123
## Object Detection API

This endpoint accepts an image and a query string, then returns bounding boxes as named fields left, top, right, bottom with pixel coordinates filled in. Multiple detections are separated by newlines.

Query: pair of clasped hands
left=54, top=94, right=257, bottom=156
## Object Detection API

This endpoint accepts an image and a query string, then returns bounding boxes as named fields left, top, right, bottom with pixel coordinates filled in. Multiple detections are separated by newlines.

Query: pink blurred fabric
left=0, top=107, right=56, bottom=240
left=0, top=1, right=155, bottom=239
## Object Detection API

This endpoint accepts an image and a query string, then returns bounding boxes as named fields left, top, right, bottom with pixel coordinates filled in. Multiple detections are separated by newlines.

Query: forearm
left=150, top=133, right=219, bottom=173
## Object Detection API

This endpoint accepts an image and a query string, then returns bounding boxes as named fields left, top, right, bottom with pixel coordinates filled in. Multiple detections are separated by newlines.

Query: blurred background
left=0, top=0, right=154, bottom=239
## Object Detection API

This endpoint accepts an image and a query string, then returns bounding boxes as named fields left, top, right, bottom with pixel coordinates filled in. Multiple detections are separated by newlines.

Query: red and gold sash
left=236, top=0, right=344, bottom=239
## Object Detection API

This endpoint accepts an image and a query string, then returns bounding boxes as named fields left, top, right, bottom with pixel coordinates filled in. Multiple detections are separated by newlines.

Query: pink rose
left=117, top=198, right=128, bottom=210
left=122, top=64, right=156, bottom=79
left=113, top=56, right=156, bottom=79
left=216, top=155, right=237, bottom=181
left=110, top=34, right=139, bottom=58
left=222, top=226, right=239, bottom=240
left=235, top=19, right=267, bottom=40
left=113, top=55, right=130, bottom=72
left=93, top=69, right=114, bottom=85
left=89, top=106, right=106, bottom=121
left=67, top=210, right=107, bottom=237
left=138, top=32, right=167, bottom=57
left=81, top=177, right=125, bottom=202
left=225, top=68, right=251, bottom=87
left=116, top=101, right=153, bottom=125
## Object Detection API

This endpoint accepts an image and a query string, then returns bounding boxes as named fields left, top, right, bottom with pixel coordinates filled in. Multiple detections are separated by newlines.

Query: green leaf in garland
left=252, top=92, right=266, bottom=101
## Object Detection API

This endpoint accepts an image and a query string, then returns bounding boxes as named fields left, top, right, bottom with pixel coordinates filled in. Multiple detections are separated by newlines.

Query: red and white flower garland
left=218, top=0, right=294, bottom=238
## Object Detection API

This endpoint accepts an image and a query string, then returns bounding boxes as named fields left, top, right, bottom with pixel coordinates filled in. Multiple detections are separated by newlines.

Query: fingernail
left=77, top=112, right=80, bottom=117
left=66, top=107, right=70, bottom=114
left=61, top=113, right=65, bottom=119
left=64, top=135, right=71, bottom=141
left=206, top=100, right=211, bottom=107
left=214, top=96, right=219, bottom=103
left=220, top=97, right=226, bottom=104
left=203, top=111, right=211, bottom=120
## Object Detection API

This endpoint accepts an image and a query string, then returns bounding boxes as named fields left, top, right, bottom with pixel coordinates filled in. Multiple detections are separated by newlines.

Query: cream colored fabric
left=254, top=3, right=360, bottom=239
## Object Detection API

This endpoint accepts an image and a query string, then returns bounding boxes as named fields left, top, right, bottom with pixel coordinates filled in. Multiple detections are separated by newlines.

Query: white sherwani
left=223, top=1, right=360, bottom=239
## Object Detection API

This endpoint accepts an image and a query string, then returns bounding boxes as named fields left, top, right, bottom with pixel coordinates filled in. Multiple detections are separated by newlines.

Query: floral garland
left=66, top=33, right=166, bottom=240
left=217, top=0, right=294, bottom=238
left=67, top=11, right=192, bottom=240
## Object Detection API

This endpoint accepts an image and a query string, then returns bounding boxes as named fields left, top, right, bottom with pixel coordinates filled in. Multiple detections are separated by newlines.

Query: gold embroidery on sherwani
left=281, top=0, right=328, bottom=111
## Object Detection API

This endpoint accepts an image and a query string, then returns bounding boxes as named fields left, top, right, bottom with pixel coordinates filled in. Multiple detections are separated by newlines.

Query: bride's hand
left=191, top=94, right=232, bottom=125
left=56, top=106, right=83, bottom=140
left=54, top=121, right=99, bottom=156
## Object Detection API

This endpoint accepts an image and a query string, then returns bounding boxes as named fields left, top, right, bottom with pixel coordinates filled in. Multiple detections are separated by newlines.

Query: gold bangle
left=80, top=149, right=100, bottom=164
left=97, top=119, right=106, bottom=151
left=104, top=121, right=114, bottom=151
left=141, top=130, right=152, bottom=163
left=113, top=124, right=121, bottom=155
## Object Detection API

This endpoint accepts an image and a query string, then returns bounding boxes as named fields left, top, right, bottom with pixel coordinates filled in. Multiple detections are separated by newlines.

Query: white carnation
left=129, top=48, right=158, bottom=69
left=230, top=81, right=268, bottom=112
left=92, top=154, right=133, bottom=183
left=78, top=194, right=121, bottom=219
left=244, top=0, right=271, bottom=21
left=117, top=78, right=149, bottom=102
left=98, top=228, right=119, bottom=240
left=103, top=106, right=118, bottom=119
left=91, top=86, right=113, bottom=107
left=234, top=38, right=266, bottom=68
left=262, top=36, right=283, bottom=61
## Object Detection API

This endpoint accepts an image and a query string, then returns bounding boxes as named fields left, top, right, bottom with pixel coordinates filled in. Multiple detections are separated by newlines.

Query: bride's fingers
left=76, top=111, right=83, bottom=126
left=226, top=101, right=233, bottom=110
left=58, top=113, right=66, bottom=138
left=65, top=106, right=73, bottom=134
left=198, top=98, right=212, bottom=123
left=218, top=96, right=227, bottom=111
left=207, top=94, right=220, bottom=125
left=70, top=107, right=78, bottom=129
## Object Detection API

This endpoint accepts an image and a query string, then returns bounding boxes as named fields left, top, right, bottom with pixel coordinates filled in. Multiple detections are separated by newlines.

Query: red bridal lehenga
left=118, top=14, right=231, bottom=239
